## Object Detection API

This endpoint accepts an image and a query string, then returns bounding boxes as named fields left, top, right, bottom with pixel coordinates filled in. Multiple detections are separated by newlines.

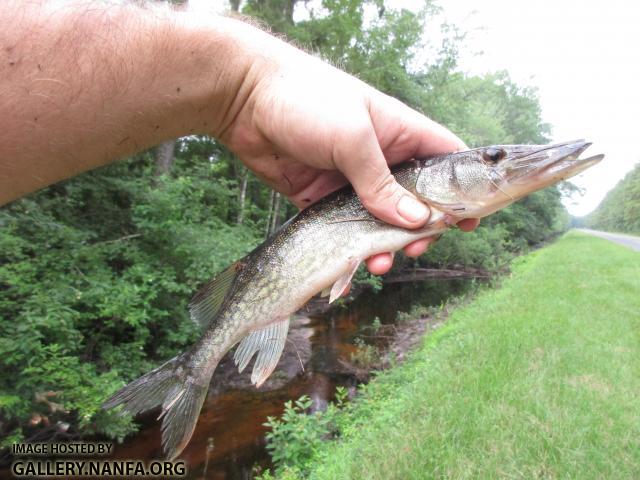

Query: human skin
left=0, top=1, right=478, bottom=276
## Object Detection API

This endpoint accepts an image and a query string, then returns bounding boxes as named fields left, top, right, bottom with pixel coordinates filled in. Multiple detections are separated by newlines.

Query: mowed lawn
left=305, top=231, right=640, bottom=479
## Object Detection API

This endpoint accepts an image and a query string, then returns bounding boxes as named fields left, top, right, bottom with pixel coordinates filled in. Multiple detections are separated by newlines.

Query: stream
left=108, top=278, right=475, bottom=479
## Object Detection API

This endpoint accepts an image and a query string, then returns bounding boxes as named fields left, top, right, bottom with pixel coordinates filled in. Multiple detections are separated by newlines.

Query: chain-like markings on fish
left=104, top=140, right=603, bottom=459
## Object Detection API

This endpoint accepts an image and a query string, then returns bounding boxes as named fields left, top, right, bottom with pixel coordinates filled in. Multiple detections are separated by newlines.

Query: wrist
left=0, top=1, right=285, bottom=204
left=168, top=11, right=283, bottom=139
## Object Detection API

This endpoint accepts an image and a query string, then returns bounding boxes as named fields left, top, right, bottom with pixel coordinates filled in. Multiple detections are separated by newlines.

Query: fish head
left=414, top=140, right=604, bottom=218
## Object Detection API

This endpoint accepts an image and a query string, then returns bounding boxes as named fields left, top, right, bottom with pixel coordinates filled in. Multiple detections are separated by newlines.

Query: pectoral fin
left=233, top=318, right=291, bottom=387
left=329, top=258, right=360, bottom=304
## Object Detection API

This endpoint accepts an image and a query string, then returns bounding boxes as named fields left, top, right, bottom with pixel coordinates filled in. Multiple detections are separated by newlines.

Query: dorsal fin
left=188, top=262, right=243, bottom=329
left=233, top=318, right=290, bottom=387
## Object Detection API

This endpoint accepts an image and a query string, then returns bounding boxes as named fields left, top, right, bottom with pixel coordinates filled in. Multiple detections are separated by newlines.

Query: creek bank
left=108, top=274, right=481, bottom=479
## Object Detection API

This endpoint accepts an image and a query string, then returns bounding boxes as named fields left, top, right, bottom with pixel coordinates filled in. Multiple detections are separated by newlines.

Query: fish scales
left=103, top=141, right=603, bottom=459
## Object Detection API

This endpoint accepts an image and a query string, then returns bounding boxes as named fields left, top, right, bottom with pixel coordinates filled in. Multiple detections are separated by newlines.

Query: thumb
left=333, top=125, right=430, bottom=229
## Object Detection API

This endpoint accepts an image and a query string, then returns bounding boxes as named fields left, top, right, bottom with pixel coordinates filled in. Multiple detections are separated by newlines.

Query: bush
left=349, top=338, right=379, bottom=368
left=262, top=388, right=349, bottom=477
left=0, top=155, right=262, bottom=447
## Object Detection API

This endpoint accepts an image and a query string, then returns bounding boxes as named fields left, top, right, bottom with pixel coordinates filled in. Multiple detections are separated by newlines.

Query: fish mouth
left=504, top=140, right=604, bottom=187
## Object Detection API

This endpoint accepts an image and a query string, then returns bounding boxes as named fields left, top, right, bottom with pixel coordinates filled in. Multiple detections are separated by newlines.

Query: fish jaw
left=499, top=140, right=604, bottom=195
left=413, top=140, right=604, bottom=219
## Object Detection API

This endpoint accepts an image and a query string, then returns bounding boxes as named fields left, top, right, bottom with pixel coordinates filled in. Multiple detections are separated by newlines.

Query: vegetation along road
left=578, top=228, right=640, bottom=252
left=273, top=231, right=639, bottom=479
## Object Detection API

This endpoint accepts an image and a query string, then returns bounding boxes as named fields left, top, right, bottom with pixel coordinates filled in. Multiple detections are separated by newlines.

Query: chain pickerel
left=104, top=140, right=603, bottom=458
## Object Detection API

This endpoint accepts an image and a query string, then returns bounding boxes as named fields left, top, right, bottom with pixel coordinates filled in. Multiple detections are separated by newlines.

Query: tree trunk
left=237, top=167, right=249, bottom=225
left=270, top=192, right=282, bottom=234
left=265, top=189, right=275, bottom=238
left=154, top=140, right=176, bottom=177
left=284, top=0, right=295, bottom=24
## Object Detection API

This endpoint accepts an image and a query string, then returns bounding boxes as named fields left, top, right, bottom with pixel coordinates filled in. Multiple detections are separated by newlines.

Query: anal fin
left=233, top=318, right=291, bottom=387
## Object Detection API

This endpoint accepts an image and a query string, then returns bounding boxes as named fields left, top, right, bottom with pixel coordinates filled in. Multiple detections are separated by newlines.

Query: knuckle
left=362, top=173, right=399, bottom=206
left=358, top=176, right=404, bottom=223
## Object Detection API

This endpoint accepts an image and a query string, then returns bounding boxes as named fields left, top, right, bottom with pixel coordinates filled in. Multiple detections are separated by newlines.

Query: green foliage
left=427, top=225, right=511, bottom=270
left=422, top=188, right=568, bottom=273
left=0, top=150, right=262, bottom=445
left=395, top=302, right=438, bottom=323
left=586, top=162, right=640, bottom=234
left=352, top=267, right=383, bottom=293
left=0, top=0, right=569, bottom=451
left=371, top=316, right=381, bottom=333
left=422, top=70, right=551, bottom=146
left=349, top=337, right=378, bottom=368
left=262, top=388, right=349, bottom=476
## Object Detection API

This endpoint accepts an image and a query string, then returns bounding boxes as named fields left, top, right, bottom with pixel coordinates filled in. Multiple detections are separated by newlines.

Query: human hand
left=219, top=43, right=479, bottom=275
left=0, top=4, right=479, bottom=263
left=0, top=1, right=478, bottom=272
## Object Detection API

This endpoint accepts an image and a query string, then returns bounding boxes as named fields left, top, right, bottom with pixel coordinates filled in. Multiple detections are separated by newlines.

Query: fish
left=103, top=140, right=603, bottom=459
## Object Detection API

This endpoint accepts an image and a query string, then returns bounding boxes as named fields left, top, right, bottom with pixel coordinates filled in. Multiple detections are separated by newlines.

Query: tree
left=586, top=162, right=640, bottom=234
left=154, top=140, right=176, bottom=177
left=0, top=0, right=565, bottom=449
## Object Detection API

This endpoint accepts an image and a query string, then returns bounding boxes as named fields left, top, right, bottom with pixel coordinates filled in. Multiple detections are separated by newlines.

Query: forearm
left=0, top=1, right=269, bottom=205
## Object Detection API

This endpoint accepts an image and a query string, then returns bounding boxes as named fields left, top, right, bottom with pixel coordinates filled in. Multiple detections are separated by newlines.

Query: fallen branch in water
left=383, top=268, right=490, bottom=284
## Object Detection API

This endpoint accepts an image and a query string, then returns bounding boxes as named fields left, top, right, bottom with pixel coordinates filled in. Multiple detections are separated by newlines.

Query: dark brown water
left=66, top=280, right=473, bottom=479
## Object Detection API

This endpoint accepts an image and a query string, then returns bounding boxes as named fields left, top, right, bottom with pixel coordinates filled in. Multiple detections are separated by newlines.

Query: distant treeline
left=0, top=0, right=569, bottom=450
left=585, top=162, right=640, bottom=234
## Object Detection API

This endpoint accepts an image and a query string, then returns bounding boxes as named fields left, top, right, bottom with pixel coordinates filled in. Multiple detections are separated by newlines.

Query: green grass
left=301, top=231, right=640, bottom=479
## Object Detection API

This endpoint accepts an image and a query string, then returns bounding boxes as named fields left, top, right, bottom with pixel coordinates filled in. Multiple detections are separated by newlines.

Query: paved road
left=577, top=229, right=640, bottom=252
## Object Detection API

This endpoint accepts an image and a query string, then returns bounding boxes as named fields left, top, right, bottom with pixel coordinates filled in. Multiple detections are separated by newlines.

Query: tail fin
left=103, top=354, right=210, bottom=460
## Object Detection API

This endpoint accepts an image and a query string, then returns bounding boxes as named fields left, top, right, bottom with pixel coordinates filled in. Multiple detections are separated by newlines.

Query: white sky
left=424, top=0, right=640, bottom=216
left=232, top=0, right=640, bottom=216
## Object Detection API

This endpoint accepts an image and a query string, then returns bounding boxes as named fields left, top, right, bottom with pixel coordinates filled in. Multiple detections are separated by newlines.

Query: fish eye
left=483, top=147, right=506, bottom=163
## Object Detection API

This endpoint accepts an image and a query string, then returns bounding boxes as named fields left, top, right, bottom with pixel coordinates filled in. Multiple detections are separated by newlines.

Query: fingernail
left=397, top=195, right=429, bottom=223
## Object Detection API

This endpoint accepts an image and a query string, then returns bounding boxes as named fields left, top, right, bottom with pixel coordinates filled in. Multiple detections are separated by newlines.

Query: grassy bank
left=284, top=231, right=640, bottom=479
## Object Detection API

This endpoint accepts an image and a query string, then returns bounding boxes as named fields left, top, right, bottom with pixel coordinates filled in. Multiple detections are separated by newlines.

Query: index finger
left=369, top=93, right=467, bottom=164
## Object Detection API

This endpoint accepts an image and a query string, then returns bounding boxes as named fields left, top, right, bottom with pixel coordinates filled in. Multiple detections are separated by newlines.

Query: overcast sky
left=429, top=0, right=640, bottom=216
left=237, top=0, right=639, bottom=216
